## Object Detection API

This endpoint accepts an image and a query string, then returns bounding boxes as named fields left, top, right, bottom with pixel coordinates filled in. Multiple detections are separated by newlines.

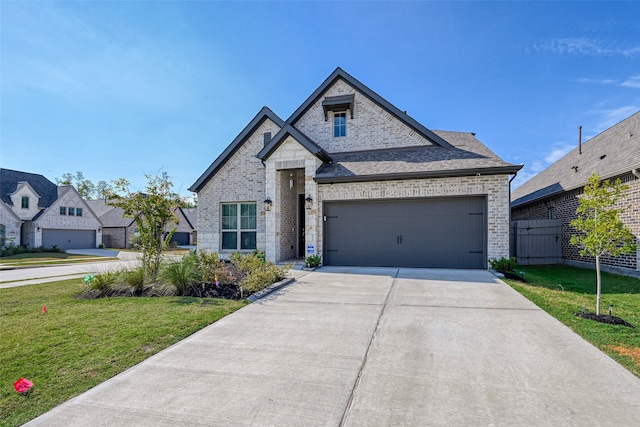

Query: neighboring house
left=0, top=168, right=102, bottom=249
left=512, top=111, right=640, bottom=277
left=86, top=199, right=196, bottom=248
left=190, top=68, right=521, bottom=269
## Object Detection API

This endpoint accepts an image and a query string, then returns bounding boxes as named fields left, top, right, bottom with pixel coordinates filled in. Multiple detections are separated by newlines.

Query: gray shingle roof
left=512, top=111, right=640, bottom=207
left=315, top=130, right=521, bottom=183
left=0, top=168, right=58, bottom=208
left=85, top=199, right=134, bottom=227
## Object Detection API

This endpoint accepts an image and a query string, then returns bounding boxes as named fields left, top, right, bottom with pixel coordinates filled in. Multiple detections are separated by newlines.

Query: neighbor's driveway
left=26, top=268, right=640, bottom=426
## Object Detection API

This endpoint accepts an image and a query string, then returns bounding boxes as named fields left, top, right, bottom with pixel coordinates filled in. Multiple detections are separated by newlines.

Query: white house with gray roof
left=190, top=68, right=521, bottom=269
left=0, top=168, right=102, bottom=249
left=512, top=111, right=640, bottom=276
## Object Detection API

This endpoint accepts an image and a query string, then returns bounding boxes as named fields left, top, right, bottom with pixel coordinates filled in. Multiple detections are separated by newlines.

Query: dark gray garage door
left=323, top=197, right=486, bottom=269
left=42, top=229, right=96, bottom=250
left=169, top=232, right=190, bottom=246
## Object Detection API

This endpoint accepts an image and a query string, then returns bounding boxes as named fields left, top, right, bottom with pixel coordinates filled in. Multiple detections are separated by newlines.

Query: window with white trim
left=333, top=112, right=346, bottom=137
left=221, top=202, right=256, bottom=250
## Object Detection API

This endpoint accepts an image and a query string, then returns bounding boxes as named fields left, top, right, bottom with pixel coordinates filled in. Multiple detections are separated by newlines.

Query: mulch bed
left=575, top=312, right=635, bottom=328
left=189, top=283, right=244, bottom=299
left=503, top=271, right=527, bottom=282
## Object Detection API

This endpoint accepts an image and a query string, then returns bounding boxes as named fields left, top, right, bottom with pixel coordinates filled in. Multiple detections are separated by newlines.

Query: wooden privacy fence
left=510, top=220, right=562, bottom=265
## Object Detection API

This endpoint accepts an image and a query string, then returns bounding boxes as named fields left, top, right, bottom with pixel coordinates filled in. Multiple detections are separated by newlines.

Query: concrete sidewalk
left=25, top=268, right=640, bottom=426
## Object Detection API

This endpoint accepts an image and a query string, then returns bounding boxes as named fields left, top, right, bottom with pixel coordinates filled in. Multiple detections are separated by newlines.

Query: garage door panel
left=42, top=229, right=96, bottom=250
left=324, top=197, right=486, bottom=269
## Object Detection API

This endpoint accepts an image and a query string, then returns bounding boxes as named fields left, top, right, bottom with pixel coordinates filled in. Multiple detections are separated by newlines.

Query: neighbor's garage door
left=42, top=229, right=96, bottom=250
left=324, top=197, right=486, bottom=269
left=169, top=232, right=190, bottom=246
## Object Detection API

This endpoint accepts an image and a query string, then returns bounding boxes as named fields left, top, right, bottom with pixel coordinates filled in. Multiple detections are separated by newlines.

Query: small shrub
left=160, top=255, right=201, bottom=296
left=121, top=266, right=145, bottom=291
left=305, top=254, right=321, bottom=268
left=230, top=252, right=291, bottom=296
left=241, top=263, right=290, bottom=294
left=489, top=257, right=518, bottom=274
left=195, top=251, right=230, bottom=284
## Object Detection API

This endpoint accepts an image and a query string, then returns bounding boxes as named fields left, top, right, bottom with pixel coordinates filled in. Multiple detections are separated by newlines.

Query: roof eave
left=189, top=107, right=285, bottom=193
left=287, top=67, right=454, bottom=148
left=511, top=163, right=640, bottom=208
left=315, top=165, right=522, bottom=184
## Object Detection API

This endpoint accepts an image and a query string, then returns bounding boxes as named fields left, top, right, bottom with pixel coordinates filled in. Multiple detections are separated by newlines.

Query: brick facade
left=197, top=118, right=281, bottom=255
left=32, top=187, right=102, bottom=247
left=295, top=79, right=432, bottom=154
left=512, top=172, right=640, bottom=273
left=194, top=70, right=515, bottom=267
left=317, top=174, right=511, bottom=262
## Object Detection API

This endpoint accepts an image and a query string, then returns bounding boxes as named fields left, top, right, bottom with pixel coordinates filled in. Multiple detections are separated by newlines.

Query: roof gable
left=0, top=168, right=58, bottom=208
left=189, top=107, right=285, bottom=192
left=257, top=124, right=332, bottom=163
left=287, top=67, right=453, bottom=148
left=512, top=111, right=640, bottom=207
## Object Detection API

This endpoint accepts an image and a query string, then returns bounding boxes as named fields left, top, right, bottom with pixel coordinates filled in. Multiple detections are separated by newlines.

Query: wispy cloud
left=544, top=144, right=574, bottom=164
left=510, top=143, right=574, bottom=189
left=591, top=106, right=640, bottom=132
left=622, top=75, right=640, bottom=89
left=536, top=38, right=640, bottom=57
left=576, top=77, right=617, bottom=85
left=576, top=75, right=640, bottom=90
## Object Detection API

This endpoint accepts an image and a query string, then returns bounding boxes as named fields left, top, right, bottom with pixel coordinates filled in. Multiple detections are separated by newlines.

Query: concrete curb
left=247, top=277, right=296, bottom=302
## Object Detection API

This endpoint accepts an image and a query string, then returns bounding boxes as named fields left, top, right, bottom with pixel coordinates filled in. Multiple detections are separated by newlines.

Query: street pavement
left=0, top=250, right=142, bottom=288
left=24, top=267, right=640, bottom=426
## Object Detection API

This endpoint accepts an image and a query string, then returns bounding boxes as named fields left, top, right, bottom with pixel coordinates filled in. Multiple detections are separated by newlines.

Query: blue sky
left=2, top=1, right=639, bottom=198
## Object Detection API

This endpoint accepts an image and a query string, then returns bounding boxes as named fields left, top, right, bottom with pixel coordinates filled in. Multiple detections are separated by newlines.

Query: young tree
left=105, top=173, right=181, bottom=283
left=570, top=173, right=636, bottom=314
left=56, top=171, right=96, bottom=198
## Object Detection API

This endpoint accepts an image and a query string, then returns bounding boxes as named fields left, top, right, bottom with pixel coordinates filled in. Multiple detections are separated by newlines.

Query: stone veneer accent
left=294, top=79, right=432, bottom=153
left=263, top=136, right=322, bottom=262
left=197, top=119, right=282, bottom=254
left=512, top=172, right=640, bottom=273
left=316, top=174, right=511, bottom=262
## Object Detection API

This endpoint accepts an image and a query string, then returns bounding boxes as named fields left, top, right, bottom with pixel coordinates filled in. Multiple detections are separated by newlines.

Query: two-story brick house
left=190, top=68, right=521, bottom=268
left=0, top=168, right=102, bottom=249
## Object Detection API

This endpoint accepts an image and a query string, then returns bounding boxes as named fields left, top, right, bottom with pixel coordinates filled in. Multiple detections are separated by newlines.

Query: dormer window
left=334, top=112, right=347, bottom=137
left=21, top=196, right=29, bottom=209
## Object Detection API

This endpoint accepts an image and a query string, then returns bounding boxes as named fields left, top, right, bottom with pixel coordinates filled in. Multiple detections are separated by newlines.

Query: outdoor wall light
left=263, top=197, right=272, bottom=212
left=304, top=195, right=313, bottom=210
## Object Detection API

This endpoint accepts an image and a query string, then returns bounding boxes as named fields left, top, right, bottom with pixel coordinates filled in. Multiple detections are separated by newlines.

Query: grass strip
left=503, top=265, right=640, bottom=378
left=0, top=279, right=248, bottom=426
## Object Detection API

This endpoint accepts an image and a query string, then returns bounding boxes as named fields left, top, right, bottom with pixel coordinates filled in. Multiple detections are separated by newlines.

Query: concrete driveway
left=26, top=267, right=640, bottom=426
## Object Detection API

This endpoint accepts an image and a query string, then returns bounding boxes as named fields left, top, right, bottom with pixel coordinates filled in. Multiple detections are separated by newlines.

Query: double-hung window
left=68, top=207, right=75, bottom=216
left=60, top=207, right=67, bottom=215
left=333, top=112, right=347, bottom=137
left=21, top=196, right=29, bottom=209
left=221, top=202, right=256, bottom=250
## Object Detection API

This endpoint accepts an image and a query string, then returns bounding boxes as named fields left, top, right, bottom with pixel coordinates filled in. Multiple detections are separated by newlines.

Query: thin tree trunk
left=596, top=255, right=601, bottom=315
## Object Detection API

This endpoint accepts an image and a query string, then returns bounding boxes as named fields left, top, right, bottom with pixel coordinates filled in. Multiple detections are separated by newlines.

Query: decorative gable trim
left=322, top=94, right=355, bottom=120
left=287, top=67, right=453, bottom=148
left=257, top=123, right=333, bottom=163
left=189, top=107, right=285, bottom=192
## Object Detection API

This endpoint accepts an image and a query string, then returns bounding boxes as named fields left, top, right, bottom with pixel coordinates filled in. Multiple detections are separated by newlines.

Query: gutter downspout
left=509, top=171, right=519, bottom=259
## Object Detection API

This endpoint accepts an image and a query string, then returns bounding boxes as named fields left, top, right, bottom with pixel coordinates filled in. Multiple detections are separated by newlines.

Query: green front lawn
left=0, top=279, right=248, bottom=427
left=503, top=265, right=640, bottom=378
left=0, top=252, right=95, bottom=264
